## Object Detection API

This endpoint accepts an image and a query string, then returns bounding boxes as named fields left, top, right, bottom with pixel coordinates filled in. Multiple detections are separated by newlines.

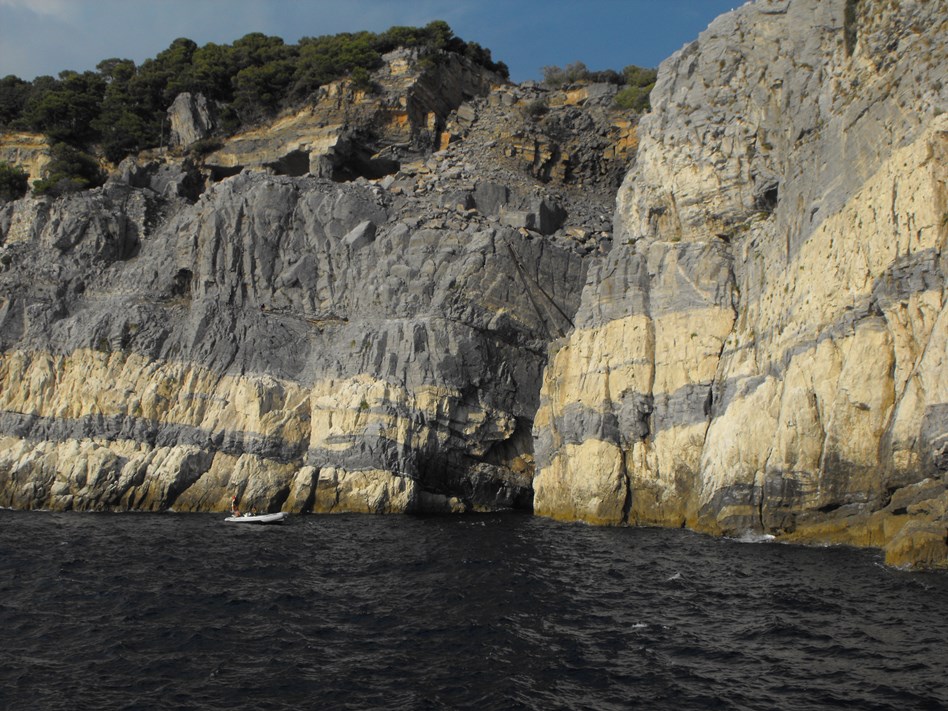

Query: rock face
left=534, top=0, right=948, bottom=568
left=0, top=168, right=590, bottom=514
left=203, top=49, right=504, bottom=181
left=0, top=49, right=630, bottom=517
left=167, top=93, right=218, bottom=148
left=0, top=132, right=51, bottom=184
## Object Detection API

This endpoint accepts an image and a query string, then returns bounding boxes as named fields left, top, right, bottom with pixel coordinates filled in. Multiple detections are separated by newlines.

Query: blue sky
left=0, top=0, right=744, bottom=83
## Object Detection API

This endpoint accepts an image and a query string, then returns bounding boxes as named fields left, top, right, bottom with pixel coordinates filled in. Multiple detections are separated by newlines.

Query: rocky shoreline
left=1, top=0, right=946, bottom=569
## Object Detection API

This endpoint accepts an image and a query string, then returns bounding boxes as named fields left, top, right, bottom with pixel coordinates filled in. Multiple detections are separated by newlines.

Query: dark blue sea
left=1, top=511, right=946, bottom=710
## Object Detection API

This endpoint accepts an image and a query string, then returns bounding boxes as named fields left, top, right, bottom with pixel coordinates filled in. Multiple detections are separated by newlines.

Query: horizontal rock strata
left=0, top=156, right=586, bottom=514
left=534, top=0, right=948, bottom=569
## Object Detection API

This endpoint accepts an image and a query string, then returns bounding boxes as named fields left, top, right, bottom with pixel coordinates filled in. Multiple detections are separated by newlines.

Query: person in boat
left=231, top=495, right=241, bottom=517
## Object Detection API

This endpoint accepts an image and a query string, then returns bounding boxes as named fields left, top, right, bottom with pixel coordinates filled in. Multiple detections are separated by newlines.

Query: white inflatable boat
left=224, top=511, right=289, bottom=524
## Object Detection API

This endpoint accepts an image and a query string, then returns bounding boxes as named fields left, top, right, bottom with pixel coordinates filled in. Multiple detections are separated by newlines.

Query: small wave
left=3, top=511, right=946, bottom=711
left=728, top=531, right=776, bottom=543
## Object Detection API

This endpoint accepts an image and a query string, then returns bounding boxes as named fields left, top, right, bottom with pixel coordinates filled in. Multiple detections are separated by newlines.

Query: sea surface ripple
left=1, top=511, right=946, bottom=710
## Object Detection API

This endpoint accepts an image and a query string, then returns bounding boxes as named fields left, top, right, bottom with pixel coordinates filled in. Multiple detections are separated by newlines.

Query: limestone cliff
left=534, top=0, right=948, bottom=568
left=3, top=1, right=944, bottom=570
left=0, top=50, right=629, bottom=516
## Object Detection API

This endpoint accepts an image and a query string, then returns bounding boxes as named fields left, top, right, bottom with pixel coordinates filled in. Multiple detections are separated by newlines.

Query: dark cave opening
left=755, top=181, right=780, bottom=214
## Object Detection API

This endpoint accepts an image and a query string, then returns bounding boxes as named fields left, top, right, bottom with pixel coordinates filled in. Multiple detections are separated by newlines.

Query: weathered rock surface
left=0, top=169, right=588, bottom=513
left=0, top=46, right=633, bottom=517
left=0, top=131, right=51, bottom=184
left=167, top=92, right=218, bottom=148
left=534, top=0, right=948, bottom=568
left=203, top=49, right=503, bottom=182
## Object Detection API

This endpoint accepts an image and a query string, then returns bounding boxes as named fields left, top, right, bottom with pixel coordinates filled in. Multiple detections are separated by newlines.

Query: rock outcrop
left=167, top=93, right=218, bottom=148
left=202, top=49, right=503, bottom=181
left=0, top=132, right=51, bottom=184
left=0, top=49, right=631, bottom=517
left=534, top=0, right=948, bottom=568
left=0, top=166, right=591, bottom=514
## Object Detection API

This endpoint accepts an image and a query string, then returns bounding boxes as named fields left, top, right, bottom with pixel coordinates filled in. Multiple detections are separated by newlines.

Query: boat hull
left=224, top=512, right=289, bottom=524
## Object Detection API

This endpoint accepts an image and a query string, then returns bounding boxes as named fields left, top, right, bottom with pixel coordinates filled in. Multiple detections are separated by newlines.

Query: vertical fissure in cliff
left=844, top=0, right=860, bottom=57
left=504, top=239, right=574, bottom=338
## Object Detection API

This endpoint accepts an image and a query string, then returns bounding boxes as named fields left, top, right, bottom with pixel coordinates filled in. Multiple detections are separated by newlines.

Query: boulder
left=167, top=92, right=217, bottom=148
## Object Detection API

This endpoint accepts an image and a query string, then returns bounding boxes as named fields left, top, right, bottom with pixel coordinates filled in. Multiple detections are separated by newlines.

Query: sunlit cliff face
left=533, top=0, right=948, bottom=569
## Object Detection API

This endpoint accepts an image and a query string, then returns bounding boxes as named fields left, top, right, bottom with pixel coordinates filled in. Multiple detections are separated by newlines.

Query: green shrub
left=188, top=136, right=224, bottom=157
left=349, top=66, right=376, bottom=92
left=1, top=21, right=507, bottom=164
left=587, top=69, right=623, bottom=84
left=615, top=64, right=657, bottom=111
left=622, top=65, right=657, bottom=88
left=0, top=161, right=29, bottom=201
left=542, top=61, right=589, bottom=87
left=522, top=97, right=549, bottom=119
left=615, top=83, right=655, bottom=112
left=32, top=142, right=104, bottom=196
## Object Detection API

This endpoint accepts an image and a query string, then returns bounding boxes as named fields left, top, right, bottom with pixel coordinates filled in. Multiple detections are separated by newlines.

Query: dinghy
left=224, top=511, right=289, bottom=525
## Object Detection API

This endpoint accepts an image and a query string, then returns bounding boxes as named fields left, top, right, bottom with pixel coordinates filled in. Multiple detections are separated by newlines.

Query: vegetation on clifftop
left=0, top=21, right=509, bottom=169
left=542, top=61, right=657, bottom=112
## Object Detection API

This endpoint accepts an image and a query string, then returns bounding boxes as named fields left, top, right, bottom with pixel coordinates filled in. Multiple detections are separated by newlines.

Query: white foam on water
left=729, top=531, right=776, bottom=544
